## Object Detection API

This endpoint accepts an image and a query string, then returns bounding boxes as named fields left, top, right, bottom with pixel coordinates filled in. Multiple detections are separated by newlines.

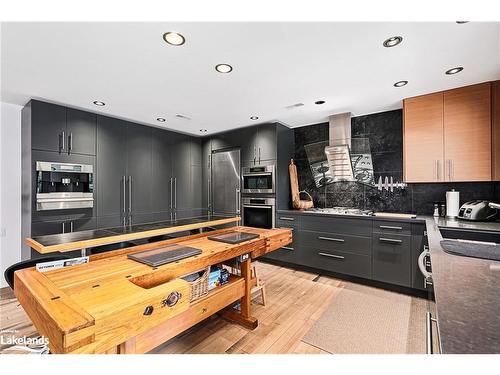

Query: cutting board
left=373, top=212, right=417, bottom=219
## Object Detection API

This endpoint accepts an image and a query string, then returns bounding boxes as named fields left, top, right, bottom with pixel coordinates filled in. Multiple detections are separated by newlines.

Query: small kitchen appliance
left=457, top=200, right=498, bottom=221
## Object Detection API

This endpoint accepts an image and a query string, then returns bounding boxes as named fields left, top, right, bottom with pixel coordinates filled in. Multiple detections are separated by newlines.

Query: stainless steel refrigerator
left=210, top=149, right=241, bottom=216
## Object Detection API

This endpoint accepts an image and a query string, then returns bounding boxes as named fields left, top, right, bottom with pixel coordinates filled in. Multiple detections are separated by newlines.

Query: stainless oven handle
left=242, top=205, right=272, bottom=209
left=243, top=172, right=273, bottom=177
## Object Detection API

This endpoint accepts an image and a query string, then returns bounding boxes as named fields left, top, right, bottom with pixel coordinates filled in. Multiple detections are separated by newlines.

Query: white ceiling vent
left=175, top=114, right=192, bottom=120
left=285, top=103, right=304, bottom=109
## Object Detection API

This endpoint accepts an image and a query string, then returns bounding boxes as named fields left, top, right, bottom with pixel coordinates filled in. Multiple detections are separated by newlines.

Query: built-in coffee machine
left=36, top=161, right=94, bottom=211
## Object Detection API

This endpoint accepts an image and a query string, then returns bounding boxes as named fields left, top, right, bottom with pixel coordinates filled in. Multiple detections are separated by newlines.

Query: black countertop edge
left=425, top=217, right=500, bottom=354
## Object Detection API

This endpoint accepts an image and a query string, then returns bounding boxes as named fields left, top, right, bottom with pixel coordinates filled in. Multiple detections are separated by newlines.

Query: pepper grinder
left=433, top=202, right=440, bottom=217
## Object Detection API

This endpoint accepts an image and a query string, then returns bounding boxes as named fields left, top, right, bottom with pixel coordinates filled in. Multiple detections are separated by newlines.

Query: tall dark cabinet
left=22, top=99, right=205, bottom=259
left=96, top=116, right=128, bottom=227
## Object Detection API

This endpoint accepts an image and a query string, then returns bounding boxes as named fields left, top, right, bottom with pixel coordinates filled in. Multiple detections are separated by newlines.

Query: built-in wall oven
left=36, top=161, right=94, bottom=211
left=242, top=165, right=275, bottom=194
left=242, top=197, right=275, bottom=229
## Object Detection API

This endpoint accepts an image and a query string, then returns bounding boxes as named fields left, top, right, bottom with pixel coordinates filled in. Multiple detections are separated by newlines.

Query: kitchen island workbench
left=15, top=225, right=292, bottom=354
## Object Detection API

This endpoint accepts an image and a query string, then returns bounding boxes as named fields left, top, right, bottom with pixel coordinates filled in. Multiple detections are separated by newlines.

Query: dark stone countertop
left=424, top=216, right=500, bottom=354
left=31, top=215, right=236, bottom=247
left=276, top=209, right=427, bottom=223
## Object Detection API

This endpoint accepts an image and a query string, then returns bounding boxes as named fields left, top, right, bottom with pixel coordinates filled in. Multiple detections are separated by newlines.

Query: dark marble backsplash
left=293, top=109, right=500, bottom=215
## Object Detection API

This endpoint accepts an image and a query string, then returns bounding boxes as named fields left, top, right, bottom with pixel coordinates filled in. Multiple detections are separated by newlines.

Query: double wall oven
left=241, top=164, right=276, bottom=229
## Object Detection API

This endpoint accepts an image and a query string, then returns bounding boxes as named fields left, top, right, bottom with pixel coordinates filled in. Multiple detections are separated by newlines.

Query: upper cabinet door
left=96, top=116, right=127, bottom=219
left=444, top=83, right=491, bottom=182
left=66, top=108, right=96, bottom=155
left=256, top=124, right=277, bottom=162
left=403, top=93, right=444, bottom=183
left=126, top=123, right=153, bottom=215
left=31, top=100, right=67, bottom=153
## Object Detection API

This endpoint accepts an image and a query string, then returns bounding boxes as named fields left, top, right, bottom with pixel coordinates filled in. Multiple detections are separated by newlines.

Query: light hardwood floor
left=0, top=262, right=422, bottom=354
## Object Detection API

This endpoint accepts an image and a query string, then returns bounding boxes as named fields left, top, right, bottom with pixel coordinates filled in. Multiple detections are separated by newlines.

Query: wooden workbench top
left=14, top=226, right=292, bottom=354
left=26, top=215, right=240, bottom=254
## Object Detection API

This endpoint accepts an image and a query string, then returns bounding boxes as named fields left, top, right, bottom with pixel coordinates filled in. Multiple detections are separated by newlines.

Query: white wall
left=0, top=102, right=22, bottom=288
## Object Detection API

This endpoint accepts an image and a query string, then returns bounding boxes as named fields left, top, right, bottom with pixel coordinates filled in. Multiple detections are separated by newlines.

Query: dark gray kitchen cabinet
left=171, top=133, right=193, bottom=215
left=126, top=123, right=153, bottom=217
left=31, top=100, right=67, bottom=153
left=152, top=128, right=174, bottom=214
left=201, top=138, right=211, bottom=211
left=31, top=217, right=96, bottom=236
left=239, top=127, right=259, bottom=163
left=411, top=223, right=427, bottom=291
left=256, top=124, right=277, bottom=162
left=372, top=233, right=411, bottom=287
left=66, top=108, right=96, bottom=155
left=96, top=116, right=127, bottom=222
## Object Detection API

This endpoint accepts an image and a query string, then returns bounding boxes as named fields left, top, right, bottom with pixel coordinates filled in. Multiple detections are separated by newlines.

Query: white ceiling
left=1, top=22, right=500, bottom=136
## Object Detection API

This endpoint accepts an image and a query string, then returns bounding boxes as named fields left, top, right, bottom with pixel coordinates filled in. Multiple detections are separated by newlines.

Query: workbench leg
left=118, top=337, right=136, bottom=354
left=240, top=258, right=252, bottom=318
left=219, top=258, right=258, bottom=329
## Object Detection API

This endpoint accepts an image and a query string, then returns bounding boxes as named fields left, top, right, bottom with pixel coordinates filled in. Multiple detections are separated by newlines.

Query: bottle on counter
left=440, top=202, right=446, bottom=217
left=433, top=202, right=440, bottom=217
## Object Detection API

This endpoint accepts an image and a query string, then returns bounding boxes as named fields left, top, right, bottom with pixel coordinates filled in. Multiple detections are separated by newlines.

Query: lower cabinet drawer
left=300, top=247, right=372, bottom=279
left=299, top=230, right=371, bottom=256
left=372, top=234, right=411, bottom=287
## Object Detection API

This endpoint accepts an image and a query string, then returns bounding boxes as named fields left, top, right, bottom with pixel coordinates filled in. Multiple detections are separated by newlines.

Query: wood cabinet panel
left=403, top=93, right=444, bottom=182
left=492, top=81, right=500, bottom=181
left=444, top=83, right=491, bottom=182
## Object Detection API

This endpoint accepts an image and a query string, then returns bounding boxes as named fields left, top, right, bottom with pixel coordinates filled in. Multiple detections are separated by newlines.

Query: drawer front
left=301, top=216, right=372, bottom=236
left=300, top=247, right=371, bottom=279
left=373, top=220, right=411, bottom=235
left=299, top=230, right=371, bottom=256
left=276, top=214, right=301, bottom=226
left=372, top=234, right=411, bottom=287
left=263, top=230, right=301, bottom=263
left=275, top=220, right=299, bottom=232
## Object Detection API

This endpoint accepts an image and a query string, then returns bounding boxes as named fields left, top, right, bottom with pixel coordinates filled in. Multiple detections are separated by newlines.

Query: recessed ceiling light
left=456, top=21, right=469, bottom=24
left=215, top=64, right=233, bottom=73
left=445, top=67, right=464, bottom=75
left=315, top=100, right=325, bottom=105
left=383, top=36, right=403, bottom=48
left=156, top=117, right=166, bottom=122
left=250, top=116, right=259, bottom=120
left=163, top=32, right=185, bottom=46
left=93, top=101, right=105, bottom=106
left=393, top=80, right=408, bottom=87
left=199, top=129, right=207, bottom=133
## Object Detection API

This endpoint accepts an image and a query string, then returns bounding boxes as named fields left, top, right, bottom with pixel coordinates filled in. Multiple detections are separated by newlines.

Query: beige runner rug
left=302, top=283, right=426, bottom=354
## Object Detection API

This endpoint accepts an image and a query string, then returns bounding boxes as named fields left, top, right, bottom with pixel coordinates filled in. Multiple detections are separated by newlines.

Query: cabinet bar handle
left=426, top=312, right=433, bottom=354
left=170, top=178, right=173, bottom=210
left=258, top=147, right=261, bottom=163
left=281, top=246, right=294, bottom=251
left=68, top=132, right=73, bottom=153
left=379, top=225, right=403, bottom=230
left=318, top=236, right=345, bottom=243
left=447, top=159, right=452, bottom=181
left=279, top=217, right=295, bottom=221
left=60, top=131, right=65, bottom=151
left=379, top=237, right=403, bottom=244
left=62, top=222, right=65, bottom=234
left=70, top=221, right=73, bottom=233
left=318, top=252, right=345, bottom=260
left=174, top=177, right=177, bottom=210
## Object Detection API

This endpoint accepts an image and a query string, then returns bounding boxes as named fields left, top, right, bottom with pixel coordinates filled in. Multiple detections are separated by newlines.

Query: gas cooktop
left=305, top=207, right=374, bottom=216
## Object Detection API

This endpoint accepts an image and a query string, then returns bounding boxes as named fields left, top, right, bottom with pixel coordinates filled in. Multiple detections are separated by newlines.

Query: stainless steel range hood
left=325, top=113, right=355, bottom=181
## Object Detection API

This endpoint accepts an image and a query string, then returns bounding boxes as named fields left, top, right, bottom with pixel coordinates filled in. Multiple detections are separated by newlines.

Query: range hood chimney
left=325, top=112, right=355, bottom=181
left=329, top=112, right=352, bottom=147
